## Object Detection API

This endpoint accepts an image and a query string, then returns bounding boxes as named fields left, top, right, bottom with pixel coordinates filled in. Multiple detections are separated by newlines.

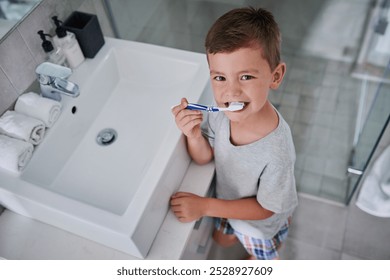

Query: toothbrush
left=186, top=102, right=244, bottom=112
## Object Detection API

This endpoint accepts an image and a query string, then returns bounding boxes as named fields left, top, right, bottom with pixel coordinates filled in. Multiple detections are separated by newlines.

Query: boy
left=171, top=7, right=298, bottom=260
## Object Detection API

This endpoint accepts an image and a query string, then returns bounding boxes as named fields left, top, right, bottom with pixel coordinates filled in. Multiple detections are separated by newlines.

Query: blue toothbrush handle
left=186, top=103, right=209, bottom=111
left=186, top=103, right=219, bottom=112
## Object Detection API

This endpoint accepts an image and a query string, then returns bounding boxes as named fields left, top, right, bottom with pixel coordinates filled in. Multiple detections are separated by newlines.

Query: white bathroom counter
left=0, top=161, right=215, bottom=260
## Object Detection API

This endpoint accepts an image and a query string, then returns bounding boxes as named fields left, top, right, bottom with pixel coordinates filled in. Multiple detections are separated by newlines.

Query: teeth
left=224, top=102, right=246, bottom=109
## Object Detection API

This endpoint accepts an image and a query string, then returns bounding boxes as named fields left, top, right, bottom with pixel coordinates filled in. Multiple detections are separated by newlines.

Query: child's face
left=207, top=46, right=285, bottom=123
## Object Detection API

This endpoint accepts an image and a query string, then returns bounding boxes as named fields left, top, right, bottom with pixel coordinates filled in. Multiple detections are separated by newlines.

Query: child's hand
left=170, top=192, right=207, bottom=223
left=171, top=98, right=203, bottom=139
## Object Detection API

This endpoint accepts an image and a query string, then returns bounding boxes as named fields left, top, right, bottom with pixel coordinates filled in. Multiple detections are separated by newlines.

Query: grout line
left=298, top=192, right=346, bottom=207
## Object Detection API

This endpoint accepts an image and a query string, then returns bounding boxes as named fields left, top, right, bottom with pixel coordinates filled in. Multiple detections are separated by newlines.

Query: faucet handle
left=35, top=62, right=80, bottom=101
left=36, top=62, right=72, bottom=80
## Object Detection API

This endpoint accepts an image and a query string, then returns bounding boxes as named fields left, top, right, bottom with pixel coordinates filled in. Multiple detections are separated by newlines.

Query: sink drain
left=96, top=128, right=117, bottom=146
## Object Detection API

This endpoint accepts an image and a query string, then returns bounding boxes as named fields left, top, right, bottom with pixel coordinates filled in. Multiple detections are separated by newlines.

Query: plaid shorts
left=214, top=217, right=290, bottom=260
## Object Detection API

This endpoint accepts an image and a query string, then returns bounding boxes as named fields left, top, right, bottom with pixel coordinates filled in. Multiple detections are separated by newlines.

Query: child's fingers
left=176, top=108, right=202, bottom=120
left=170, top=204, right=182, bottom=213
left=174, top=110, right=203, bottom=138
left=172, top=192, right=194, bottom=198
left=180, top=114, right=202, bottom=129
left=180, top=97, right=188, bottom=108
left=170, top=192, right=192, bottom=207
left=171, top=104, right=181, bottom=116
left=171, top=98, right=189, bottom=116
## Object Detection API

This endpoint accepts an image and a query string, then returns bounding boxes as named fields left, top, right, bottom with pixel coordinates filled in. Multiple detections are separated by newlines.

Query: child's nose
left=225, top=80, right=242, bottom=97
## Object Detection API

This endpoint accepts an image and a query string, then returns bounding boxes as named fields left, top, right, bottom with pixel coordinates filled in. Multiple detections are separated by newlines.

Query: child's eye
left=213, top=76, right=226, bottom=81
left=241, top=75, right=254, bottom=80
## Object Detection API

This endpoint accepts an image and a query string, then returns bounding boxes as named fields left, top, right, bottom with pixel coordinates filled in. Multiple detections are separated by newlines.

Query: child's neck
left=229, top=101, right=279, bottom=146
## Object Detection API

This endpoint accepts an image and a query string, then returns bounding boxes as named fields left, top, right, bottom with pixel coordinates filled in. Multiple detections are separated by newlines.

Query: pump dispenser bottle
left=52, top=16, right=85, bottom=69
left=37, top=30, right=68, bottom=67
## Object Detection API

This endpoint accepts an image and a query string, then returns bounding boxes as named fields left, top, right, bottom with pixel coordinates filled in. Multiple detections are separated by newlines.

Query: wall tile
left=41, top=0, right=73, bottom=30
left=0, top=29, right=37, bottom=95
left=0, top=69, right=18, bottom=113
left=68, top=0, right=85, bottom=11
left=17, top=2, right=58, bottom=66
left=77, top=0, right=117, bottom=38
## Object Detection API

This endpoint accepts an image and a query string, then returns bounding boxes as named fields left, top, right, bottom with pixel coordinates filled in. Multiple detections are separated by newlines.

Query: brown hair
left=205, top=7, right=281, bottom=70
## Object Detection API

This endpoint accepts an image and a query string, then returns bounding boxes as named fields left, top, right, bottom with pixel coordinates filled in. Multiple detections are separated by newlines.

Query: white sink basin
left=0, top=37, right=211, bottom=258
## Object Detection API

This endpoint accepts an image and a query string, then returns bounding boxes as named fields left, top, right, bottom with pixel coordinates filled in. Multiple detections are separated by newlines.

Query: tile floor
left=274, top=54, right=360, bottom=203
left=208, top=193, right=390, bottom=260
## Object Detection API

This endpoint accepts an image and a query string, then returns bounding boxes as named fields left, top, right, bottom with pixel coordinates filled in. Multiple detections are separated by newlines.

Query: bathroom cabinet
left=146, top=161, right=216, bottom=260
left=181, top=216, right=214, bottom=259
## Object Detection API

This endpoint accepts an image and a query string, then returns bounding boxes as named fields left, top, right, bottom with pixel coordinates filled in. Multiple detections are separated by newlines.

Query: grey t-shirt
left=202, top=110, right=298, bottom=239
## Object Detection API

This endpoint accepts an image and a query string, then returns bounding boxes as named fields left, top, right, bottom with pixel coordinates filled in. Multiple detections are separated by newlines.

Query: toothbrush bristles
left=228, top=102, right=244, bottom=111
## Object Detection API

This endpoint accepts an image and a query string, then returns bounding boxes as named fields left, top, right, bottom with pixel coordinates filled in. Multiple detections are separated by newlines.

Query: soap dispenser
left=37, top=30, right=68, bottom=67
left=52, top=16, right=85, bottom=69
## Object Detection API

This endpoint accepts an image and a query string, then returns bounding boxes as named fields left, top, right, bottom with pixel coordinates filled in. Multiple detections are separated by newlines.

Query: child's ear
left=270, top=63, right=286, bottom=90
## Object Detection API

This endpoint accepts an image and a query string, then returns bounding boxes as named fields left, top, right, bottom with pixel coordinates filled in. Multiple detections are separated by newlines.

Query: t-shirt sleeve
left=256, top=161, right=298, bottom=214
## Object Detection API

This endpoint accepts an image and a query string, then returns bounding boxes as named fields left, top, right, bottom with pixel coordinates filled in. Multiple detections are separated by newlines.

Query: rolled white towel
left=0, top=110, right=45, bottom=145
left=14, top=92, right=62, bottom=128
left=0, top=134, right=34, bottom=173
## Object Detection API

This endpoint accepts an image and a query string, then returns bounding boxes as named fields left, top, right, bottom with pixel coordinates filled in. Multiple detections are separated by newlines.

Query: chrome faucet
left=35, top=62, right=80, bottom=101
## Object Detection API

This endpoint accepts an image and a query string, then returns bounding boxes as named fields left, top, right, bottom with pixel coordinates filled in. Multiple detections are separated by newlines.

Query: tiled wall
left=0, top=0, right=113, bottom=115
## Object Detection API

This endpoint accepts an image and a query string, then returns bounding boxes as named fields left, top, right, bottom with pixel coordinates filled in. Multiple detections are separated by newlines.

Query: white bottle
left=52, top=16, right=85, bottom=69
left=37, top=30, right=68, bottom=67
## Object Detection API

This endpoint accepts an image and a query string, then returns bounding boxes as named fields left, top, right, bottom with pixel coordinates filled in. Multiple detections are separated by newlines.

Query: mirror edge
left=0, top=0, right=42, bottom=44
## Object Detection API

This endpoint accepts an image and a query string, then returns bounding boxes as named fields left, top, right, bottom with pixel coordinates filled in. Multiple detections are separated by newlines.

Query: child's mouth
left=224, top=102, right=248, bottom=111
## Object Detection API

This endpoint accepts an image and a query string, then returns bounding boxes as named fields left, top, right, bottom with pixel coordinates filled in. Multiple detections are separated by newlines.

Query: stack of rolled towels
left=0, top=92, right=62, bottom=173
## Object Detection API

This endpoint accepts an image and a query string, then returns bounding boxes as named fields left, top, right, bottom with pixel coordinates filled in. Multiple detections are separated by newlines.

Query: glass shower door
left=347, top=60, right=390, bottom=204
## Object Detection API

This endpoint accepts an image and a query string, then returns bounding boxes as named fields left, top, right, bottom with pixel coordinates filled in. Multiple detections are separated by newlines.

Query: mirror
left=0, top=0, right=41, bottom=39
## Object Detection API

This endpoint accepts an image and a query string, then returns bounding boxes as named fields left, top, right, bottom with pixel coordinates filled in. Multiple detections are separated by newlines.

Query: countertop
left=0, top=161, right=215, bottom=260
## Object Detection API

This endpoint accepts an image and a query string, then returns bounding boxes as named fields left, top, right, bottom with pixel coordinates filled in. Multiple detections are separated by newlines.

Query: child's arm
left=170, top=192, right=273, bottom=223
left=172, top=98, right=213, bottom=164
